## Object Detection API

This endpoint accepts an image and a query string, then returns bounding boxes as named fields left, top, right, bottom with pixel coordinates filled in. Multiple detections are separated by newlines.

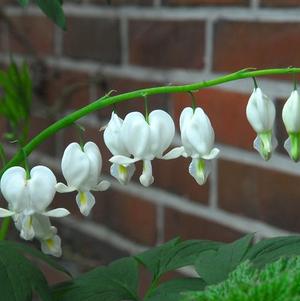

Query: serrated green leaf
left=18, top=0, right=30, bottom=7
left=35, top=0, right=66, bottom=30
left=136, top=238, right=221, bottom=280
left=195, top=234, right=254, bottom=285
left=52, top=257, right=139, bottom=301
left=0, top=244, right=52, bottom=301
left=145, top=278, right=206, bottom=301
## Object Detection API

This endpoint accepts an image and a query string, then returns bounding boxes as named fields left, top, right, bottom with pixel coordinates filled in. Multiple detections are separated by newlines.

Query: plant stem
left=0, top=217, right=11, bottom=240
left=1, top=67, right=300, bottom=177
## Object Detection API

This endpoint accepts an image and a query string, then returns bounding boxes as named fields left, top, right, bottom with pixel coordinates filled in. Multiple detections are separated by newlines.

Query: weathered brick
left=91, top=189, right=158, bottom=246
left=213, top=21, right=300, bottom=73
left=218, top=159, right=300, bottom=232
left=165, top=207, right=244, bottom=242
left=172, top=88, right=255, bottom=150
left=163, top=0, right=249, bottom=5
left=63, top=17, right=121, bottom=63
left=8, top=15, right=54, bottom=55
left=261, top=0, right=300, bottom=6
left=129, top=20, right=205, bottom=69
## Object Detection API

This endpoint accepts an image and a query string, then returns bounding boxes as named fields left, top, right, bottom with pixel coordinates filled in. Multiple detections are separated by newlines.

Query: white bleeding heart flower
left=103, top=112, right=136, bottom=185
left=246, top=87, right=277, bottom=160
left=282, top=89, right=300, bottom=162
left=0, top=166, right=69, bottom=240
left=110, top=110, right=175, bottom=187
left=164, top=107, right=219, bottom=185
left=56, top=142, right=110, bottom=216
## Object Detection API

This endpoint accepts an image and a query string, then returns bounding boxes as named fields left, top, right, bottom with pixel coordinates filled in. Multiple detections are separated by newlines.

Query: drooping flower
left=282, top=89, right=300, bottom=162
left=246, top=87, right=277, bottom=160
left=103, top=112, right=136, bottom=185
left=109, top=110, right=175, bottom=187
left=56, top=142, right=110, bottom=216
left=164, top=107, right=219, bottom=185
left=0, top=166, right=69, bottom=240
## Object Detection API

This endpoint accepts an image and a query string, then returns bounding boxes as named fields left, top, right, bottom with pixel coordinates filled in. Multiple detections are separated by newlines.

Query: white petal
left=162, top=146, right=185, bottom=160
left=28, top=166, right=57, bottom=213
left=202, top=147, right=220, bottom=160
left=139, top=160, right=154, bottom=187
left=110, top=155, right=140, bottom=165
left=0, top=208, right=15, bottom=217
left=31, top=214, right=54, bottom=239
left=43, top=208, right=70, bottom=218
left=110, top=163, right=136, bottom=185
left=0, top=166, right=28, bottom=212
left=282, top=90, right=300, bottom=132
left=121, top=112, right=152, bottom=159
left=82, top=142, right=102, bottom=190
left=76, top=191, right=95, bottom=216
left=40, top=235, right=62, bottom=257
left=179, top=107, right=194, bottom=132
left=253, top=133, right=277, bottom=161
left=20, top=215, right=35, bottom=240
left=93, top=180, right=110, bottom=191
left=104, top=112, right=129, bottom=156
left=61, top=142, right=90, bottom=190
left=149, top=110, right=175, bottom=157
left=55, top=183, right=76, bottom=193
left=189, top=158, right=212, bottom=185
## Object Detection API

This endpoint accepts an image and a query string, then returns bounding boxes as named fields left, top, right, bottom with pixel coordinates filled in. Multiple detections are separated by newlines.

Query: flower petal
left=162, top=146, right=185, bottom=160
left=189, top=158, right=212, bottom=185
left=0, top=208, right=15, bottom=217
left=43, top=208, right=70, bottom=218
left=202, top=147, right=220, bottom=160
left=76, top=191, right=95, bottom=216
left=55, top=183, right=76, bottom=193
left=20, top=215, right=35, bottom=241
left=94, top=180, right=110, bottom=191
left=110, top=163, right=136, bottom=185
left=28, top=166, right=57, bottom=213
left=110, top=155, right=140, bottom=165
left=282, top=90, right=300, bottom=133
left=139, top=160, right=154, bottom=187
left=40, top=235, right=62, bottom=257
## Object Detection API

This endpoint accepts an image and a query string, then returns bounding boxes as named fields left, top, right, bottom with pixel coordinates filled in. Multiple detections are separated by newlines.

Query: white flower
left=246, top=87, right=277, bottom=160
left=164, top=107, right=219, bottom=185
left=103, top=112, right=136, bottom=185
left=0, top=166, right=69, bottom=240
left=110, top=110, right=175, bottom=187
left=56, top=142, right=110, bottom=216
left=282, top=90, right=300, bottom=162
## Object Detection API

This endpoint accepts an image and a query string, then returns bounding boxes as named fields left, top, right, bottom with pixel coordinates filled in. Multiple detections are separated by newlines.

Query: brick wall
left=1, top=0, right=300, bottom=274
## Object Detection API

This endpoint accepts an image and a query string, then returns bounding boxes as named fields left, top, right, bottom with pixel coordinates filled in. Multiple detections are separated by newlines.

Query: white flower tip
left=95, top=180, right=110, bottom=191
left=139, top=174, right=154, bottom=187
left=41, top=235, right=62, bottom=257
left=44, top=208, right=70, bottom=218
left=76, top=192, right=95, bottom=216
left=0, top=208, right=15, bottom=217
left=189, top=159, right=211, bottom=186
left=202, top=148, right=220, bottom=160
left=55, top=183, right=75, bottom=193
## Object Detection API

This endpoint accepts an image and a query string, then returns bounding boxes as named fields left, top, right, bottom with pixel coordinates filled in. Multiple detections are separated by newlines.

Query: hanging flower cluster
left=0, top=83, right=299, bottom=257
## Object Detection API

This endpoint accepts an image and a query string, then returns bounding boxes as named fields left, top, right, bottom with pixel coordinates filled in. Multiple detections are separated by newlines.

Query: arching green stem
left=1, top=67, right=300, bottom=177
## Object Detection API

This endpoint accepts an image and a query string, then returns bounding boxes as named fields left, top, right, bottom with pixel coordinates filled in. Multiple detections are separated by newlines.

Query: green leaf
left=136, top=238, right=221, bottom=280
left=195, top=234, right=254, bottom=285
left=18, top=0, right=30, bottom=7
left=245, top=235, right=300, bottom=268
left=35, top=0, right=66, bottom=30
left=52, top=257, right=139, bottom=301
left=0, top=241, right=71, bottom=277
left=145, top=278, right=206, bottom=301
left=0, top=243, right=52, bottom=301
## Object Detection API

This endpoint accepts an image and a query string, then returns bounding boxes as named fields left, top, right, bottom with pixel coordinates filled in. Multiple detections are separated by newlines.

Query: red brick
left=38, top=68, right=91, bottom=109
left=92, top=189, right=158, bottom=246
left=129, top=20, right=205, bottom=69
left=172, top=89, right=255, bottom=150
left=213, top=21, right=300, bottom=73
left=218, top=159, right=300, bottom=232
left=165, top=207, right=244, bottom=242
left=63, top=17, right=120, bottom=63
left=163, top=0, right=249, bottom=5
left=261, top=0, right=300, bottom=6
left=8, top=16, right=54, bottom=55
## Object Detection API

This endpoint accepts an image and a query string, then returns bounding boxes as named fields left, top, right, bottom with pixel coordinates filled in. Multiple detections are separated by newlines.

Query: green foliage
left=184, top=256, right=300, bottom=301
left=0, top=61, right=32, bottom=146
left=0, top=240, right=69, bottom=301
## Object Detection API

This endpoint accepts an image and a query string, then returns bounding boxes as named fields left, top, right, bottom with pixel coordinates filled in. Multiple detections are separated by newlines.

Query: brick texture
left=172, top=89, right=255, bottom=150
left=63, top=17, right=121, bottom=63
left=163, top=0, right=249, bottom=5
left=164, top=207, right=244, bottom=242
left=213, top=21, right=300, bottom=73
left=218, top=159, right=300, bottom=232
left=129, top=20, right=205, bottom=69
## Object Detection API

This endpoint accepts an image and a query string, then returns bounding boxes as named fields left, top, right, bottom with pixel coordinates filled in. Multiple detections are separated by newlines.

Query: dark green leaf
left=35, top=0, right=66, bottom=30
left=136, top=238, right=221, bottom=280
left=18, top=0, right=30, bottom=7
left=145, top=278, right=206, bottom=301
left=52, top=257, right=139, bottom=301
left=195, top=234, right=254, bottom=285
left=0, top=243, right=52, bottom=301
